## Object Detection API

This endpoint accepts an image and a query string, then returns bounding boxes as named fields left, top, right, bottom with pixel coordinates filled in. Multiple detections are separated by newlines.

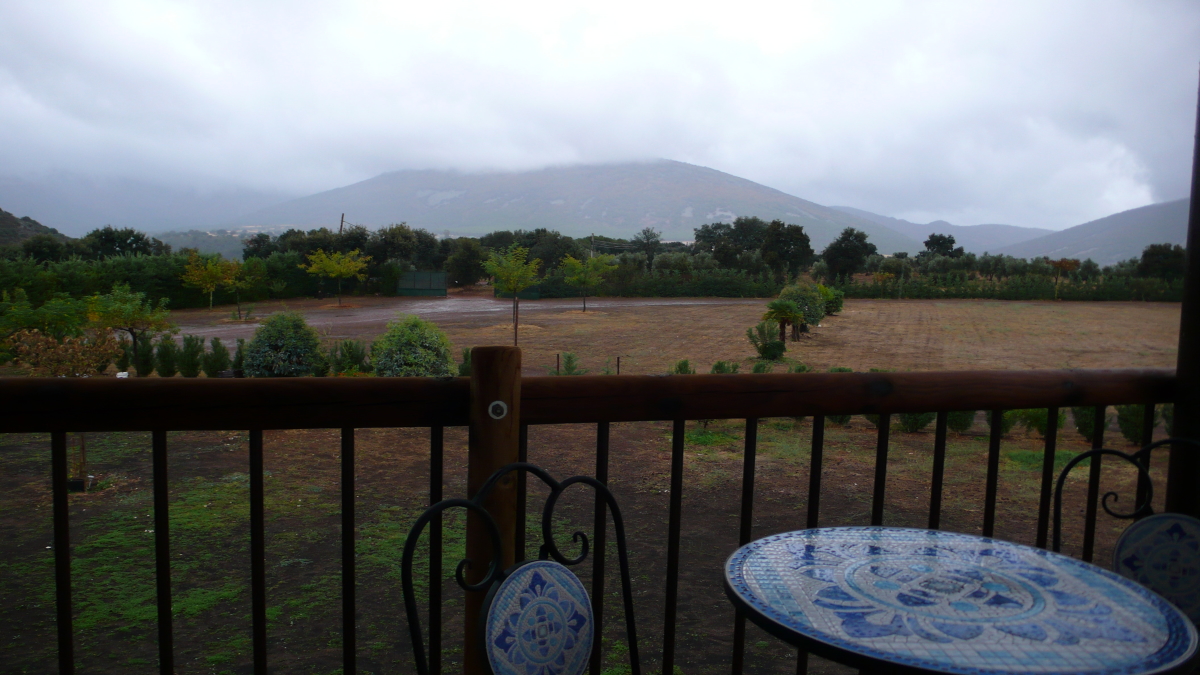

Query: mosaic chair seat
left=1053, top=437, right=1200, bottom=624
left=401, top=462, right=642, bottom=675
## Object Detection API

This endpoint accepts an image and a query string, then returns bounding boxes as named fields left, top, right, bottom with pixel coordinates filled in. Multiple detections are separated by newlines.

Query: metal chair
left=1053, top=437, right=1200, bottom=623
left=401, top=462, right=642, bottom=675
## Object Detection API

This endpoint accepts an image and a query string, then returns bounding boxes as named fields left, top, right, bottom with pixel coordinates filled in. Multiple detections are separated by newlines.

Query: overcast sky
left=1, top=0, right=1198, bottom=230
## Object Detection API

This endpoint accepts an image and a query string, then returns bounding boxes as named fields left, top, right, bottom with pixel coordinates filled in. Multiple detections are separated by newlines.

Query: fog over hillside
left=829, top=206, right=1053, bottom=254
left=231, top=160, right=920, bottom=253
left=991, top=198, right=1189, bottom=265
left=0, top=173, right=292, bottom=237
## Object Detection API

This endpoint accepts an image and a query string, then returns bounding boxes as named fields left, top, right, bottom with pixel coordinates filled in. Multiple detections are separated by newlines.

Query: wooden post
left=1168, top=65, right=1200, bottom=518
left=464, top=346, right=521, bottom=674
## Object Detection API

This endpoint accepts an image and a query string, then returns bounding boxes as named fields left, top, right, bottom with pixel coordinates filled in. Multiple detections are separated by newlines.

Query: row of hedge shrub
left=833, top=273, right=1184, bottom=302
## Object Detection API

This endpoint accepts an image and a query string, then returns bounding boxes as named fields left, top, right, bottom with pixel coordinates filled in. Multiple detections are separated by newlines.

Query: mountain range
left=0, top=161, right=1191, bottom=264
left=229, top=160, right=916, bottom=253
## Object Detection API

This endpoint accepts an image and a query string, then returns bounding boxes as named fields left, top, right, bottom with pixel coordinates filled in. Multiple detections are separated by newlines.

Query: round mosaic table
left=724, top=527, right=1198, bottom=675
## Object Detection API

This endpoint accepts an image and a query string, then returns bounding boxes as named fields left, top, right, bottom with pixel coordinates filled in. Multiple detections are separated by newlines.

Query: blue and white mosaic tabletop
left=724, top=527, right=1198, bottom=674
left=486, top=560, right=594, bottom=675
left=1114, top=513, right=1200, bottom=624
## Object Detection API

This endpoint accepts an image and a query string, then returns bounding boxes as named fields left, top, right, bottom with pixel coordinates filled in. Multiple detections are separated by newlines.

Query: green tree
left=181, top=254, right=235, bottom=309
left=154, top=336, right=179, bottom=378
left=370, top=315, right=455, bottom=377
left=778, top=283, right=827, bottom=334
left=444, top=238, right=488, bottom=287
left=201, top=337, right=232, bottom=377
left=762, top=299, right=801, bottom=343
left=87, top=283, right=174, bottom=368
left=300, top=249, right=371, bottom=306
left=1048, top=258, right=1080, bottom=299
left=225, top=257, right=269, bottom=319
left=820, top=228, right=877, bottom=281
left=560, top=254, right=617, bottom=311
left=761, top=220, right=814, bottom=280
left=178, top=335, right=204, bottom=377
left=923, top=233, right=964, bottom=258
left=483, top=245, right=542, bottom=346
left=1136, top=243, right=1186, bottom=281
left=80, top=226, right=170, bottom=259
left=631, top=227, right=662, bottom=262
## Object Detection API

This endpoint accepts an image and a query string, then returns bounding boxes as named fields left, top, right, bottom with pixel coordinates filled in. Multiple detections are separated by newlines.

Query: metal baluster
left=807, top=416, right=824, bottom=529
left=662, top=419, right=685, bottom=675
left=341, top=428, right=356, bottom=674
left=517, top=424, right=528, bottom=561
left=51, top=430, right=75, bottom=675
left=152, top=430, right=174, bottom=675
left=928, top=412, right=948, bottom=530
left=590, top=422, right=611, bottom=675
left=1036, top=408, right=1059, bottom=548
left=870, top=414, right=891, bottom=526
left=1134, top=403, right=1155, bottom=519
left=249, top=429, right=267, bottom=674
left=430, top=426, right=444, bottom=675
left=982, top=411, right=1003, bottom=537
left=731, top=418, right=757, bottom=675
left=1082, top=406, right=1105, bottom=562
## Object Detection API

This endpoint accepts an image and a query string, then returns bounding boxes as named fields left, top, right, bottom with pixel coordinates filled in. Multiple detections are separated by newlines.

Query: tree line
left=1, top=217, right=1187, bottom=313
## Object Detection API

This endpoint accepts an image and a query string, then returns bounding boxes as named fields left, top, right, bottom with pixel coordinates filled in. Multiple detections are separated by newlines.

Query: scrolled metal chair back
left=401, top=462, right=641, bottom=675
left=1052, top=437, right=1200, bottom=553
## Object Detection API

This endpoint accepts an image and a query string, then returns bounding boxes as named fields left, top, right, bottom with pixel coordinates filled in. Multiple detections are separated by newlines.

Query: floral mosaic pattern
left=1114, top=513, right=1200, bottom=624
left=486, top=560, right=593, bottom=675
left=726, top=527, right=1197, bottom=674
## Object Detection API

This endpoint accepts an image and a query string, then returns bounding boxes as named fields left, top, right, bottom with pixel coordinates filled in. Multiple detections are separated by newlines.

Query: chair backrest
left=1111, top=511, right=1200, bottom=624
left=401, top=462, right=642, bottom=675
left=1053, top=437, right=1200, bottom=623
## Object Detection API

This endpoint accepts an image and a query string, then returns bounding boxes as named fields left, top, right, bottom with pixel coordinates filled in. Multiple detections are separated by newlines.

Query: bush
left=329, top=340, right=371, bottom=375
left=116, top=339, right=131, bottom=372
left=827, top=367, right=853, bottom=425
left=751, top=361, right=773, bottom=374
left=550, top=352, right=588, bottom=376
left=789, top=363, right=812, bottom=373
left=817, top=284, right=844, bottom=315
left=863, top=413, right=885, bottom=430
left=747, top=321, right=785, bottom=360
left=898, top=412, right=936, bottom=433
left=1071, top=406, right=1112, bottom=444
left=201, top=337, right=232, bottom=377
left=778, top=283, right=826, bottom=329
left=458, top=348, right=471, bottom=376
left=132, top=334, right=156, bottom=376
left=710, top=360, right=739, bottom=374
left=244, top=312, right=328, bottom=377
left=1163, top=403, right=1174, bottom=435
left=668, top=359, right=696, bottom=375
left=1116, top=404, right=1158, bottom=445
left=370, top=315, right=454, bottom=377
left=947, top=410, right=977, bottom=433
left=995, top=410, right=1020, bottom=436
left=232, top=338, right=246, bottom=371
left=178, top=334, right=204, bottom=377
left=154, top=337, right=179, bottom=378
left=1012, top=408, right=1066, bottom=439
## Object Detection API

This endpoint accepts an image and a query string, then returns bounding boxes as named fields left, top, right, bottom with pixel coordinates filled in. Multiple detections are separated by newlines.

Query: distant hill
left=829, top=206, right=1053, bottom=254
left=0, top=207, right=68, bottom=246
left=0, top=173, right=292, bottom=237
left=232, top=160, right=918, bottom=253
left=991, top=199, right=1189, bottom=265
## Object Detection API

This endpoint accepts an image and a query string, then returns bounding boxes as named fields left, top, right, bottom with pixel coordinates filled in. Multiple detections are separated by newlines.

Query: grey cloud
left=0, top=0, right=1197, bottom=231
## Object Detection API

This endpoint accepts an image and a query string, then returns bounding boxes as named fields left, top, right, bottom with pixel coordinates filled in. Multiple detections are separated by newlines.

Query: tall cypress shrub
left=133, top=334, right=156, bottom=376
left=178, top=335, right=204, bottom=377
left=155, top=336, right=179, bottom=378
left=202, top=337, right=232, bottom=377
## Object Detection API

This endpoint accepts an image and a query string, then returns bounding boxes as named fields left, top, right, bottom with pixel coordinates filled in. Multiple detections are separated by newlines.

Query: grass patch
left=1006, top=449, right=1090, bottom=472
left=685, top=429, right=738, bottom=446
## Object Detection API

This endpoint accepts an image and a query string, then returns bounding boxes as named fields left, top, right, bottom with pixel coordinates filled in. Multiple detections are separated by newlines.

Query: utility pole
left=590, top=233, right=595, bottom=258
left=338, top=213, right=344, bottom=236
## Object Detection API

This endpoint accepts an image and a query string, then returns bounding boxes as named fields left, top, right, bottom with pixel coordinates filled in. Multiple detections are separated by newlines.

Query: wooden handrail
left=0, top=368, right=1175, bottom=432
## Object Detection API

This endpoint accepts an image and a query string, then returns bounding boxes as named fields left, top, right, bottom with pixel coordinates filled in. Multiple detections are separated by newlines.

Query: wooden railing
left=0, top=365, right=1180, bottom=675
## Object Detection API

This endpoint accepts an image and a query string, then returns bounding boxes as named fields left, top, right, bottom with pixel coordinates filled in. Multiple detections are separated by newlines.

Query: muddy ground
left=0, top=294, right=1182, bottom=674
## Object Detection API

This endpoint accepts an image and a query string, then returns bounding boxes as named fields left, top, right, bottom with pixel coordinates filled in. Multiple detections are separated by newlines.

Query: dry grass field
left=173, top=288, right=1181, bottom=374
